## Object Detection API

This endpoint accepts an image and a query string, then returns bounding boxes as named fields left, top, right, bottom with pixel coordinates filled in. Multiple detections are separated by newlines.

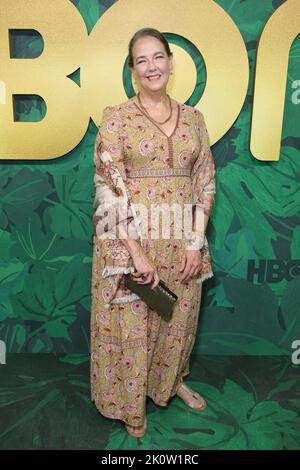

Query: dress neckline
left=131, top=97, right=180, bottom=139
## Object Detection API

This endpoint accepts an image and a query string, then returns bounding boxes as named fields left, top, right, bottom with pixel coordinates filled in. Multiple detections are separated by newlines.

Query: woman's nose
left=148, top=62, right=157, bottom=71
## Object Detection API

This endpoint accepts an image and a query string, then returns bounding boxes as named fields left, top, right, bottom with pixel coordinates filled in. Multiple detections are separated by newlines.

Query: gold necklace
left=137, top=91, right=173, bottom=125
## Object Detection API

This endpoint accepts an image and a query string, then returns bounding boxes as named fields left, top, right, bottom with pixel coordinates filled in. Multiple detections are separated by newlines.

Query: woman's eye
left=137, top=56, right=164, bottom=64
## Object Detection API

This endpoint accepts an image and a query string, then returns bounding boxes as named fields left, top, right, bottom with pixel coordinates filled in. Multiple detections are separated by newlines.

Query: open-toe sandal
left=125, top=416, right=147, bottom=437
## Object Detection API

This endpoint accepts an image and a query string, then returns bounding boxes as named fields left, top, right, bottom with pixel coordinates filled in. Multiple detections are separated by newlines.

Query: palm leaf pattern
left=0, top=0, right=299, bottom=357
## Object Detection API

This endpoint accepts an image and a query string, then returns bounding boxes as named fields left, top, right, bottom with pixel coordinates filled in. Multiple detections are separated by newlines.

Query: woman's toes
left=194, top=395, right=206, bottom=408
left=126, top=417, right=147, bottom=436
left=177, top=383, right=206, bottom=409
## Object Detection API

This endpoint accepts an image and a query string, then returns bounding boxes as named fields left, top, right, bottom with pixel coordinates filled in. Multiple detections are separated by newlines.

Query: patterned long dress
left=90, top=97, right=216, bottom=426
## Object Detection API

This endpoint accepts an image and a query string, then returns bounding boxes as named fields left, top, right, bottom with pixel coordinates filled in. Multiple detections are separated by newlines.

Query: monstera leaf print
left=105, top=379, right=300, bottom=450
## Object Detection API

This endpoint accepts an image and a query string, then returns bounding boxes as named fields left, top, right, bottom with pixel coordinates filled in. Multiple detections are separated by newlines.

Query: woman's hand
left=179, top=249, right=202, bottom=283
left=131, top=245, right=160, bottom=289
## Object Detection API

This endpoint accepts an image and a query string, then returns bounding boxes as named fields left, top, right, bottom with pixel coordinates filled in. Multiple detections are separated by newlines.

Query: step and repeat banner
left=0, top=0, right=299, bottom=356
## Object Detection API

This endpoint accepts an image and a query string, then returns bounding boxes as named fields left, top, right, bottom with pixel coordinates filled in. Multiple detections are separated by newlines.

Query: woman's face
left=130, top=36, right=172, bottom=94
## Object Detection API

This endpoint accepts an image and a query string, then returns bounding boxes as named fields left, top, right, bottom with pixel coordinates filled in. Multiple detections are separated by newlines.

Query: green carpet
left=0, top=354, right=299, bottom=450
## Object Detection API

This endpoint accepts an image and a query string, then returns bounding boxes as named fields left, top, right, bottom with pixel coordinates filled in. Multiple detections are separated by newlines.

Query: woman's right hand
left=131, top=245, right=160, bottom=289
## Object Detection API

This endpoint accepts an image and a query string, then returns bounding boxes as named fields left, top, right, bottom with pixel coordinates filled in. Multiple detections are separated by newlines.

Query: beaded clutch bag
left=123, top=273, right=178, bottom=322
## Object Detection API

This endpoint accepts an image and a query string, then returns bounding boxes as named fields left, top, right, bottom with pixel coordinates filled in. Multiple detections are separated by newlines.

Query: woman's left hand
left=179, top=249, right=202, bottom=283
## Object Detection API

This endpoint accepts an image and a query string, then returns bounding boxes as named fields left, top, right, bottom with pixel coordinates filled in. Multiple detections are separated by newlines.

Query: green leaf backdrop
left=0, top=0, right=299, bottom=355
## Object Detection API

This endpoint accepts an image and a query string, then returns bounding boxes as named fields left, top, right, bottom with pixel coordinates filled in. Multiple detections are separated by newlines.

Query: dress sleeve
left=185, top=109, right=216, bottom=250
left=93, top=105, right=142, bottom=279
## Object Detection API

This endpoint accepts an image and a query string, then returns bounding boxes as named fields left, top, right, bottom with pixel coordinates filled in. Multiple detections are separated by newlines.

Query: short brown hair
left=128, top=27, right=173, bottom=69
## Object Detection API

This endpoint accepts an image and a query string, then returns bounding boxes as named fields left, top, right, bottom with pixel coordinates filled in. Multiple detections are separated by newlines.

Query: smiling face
left=130, top=35, right=173, bottom=94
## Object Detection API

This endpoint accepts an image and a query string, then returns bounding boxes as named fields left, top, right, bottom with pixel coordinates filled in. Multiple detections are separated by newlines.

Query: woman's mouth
left=147, top=74, right=161, bottom=81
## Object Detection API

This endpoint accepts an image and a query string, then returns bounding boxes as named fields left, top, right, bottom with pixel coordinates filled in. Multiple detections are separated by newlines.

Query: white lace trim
left=104, top=292, right=141, bottom=308
left=196, top=271, right=214, bottom=283
left=102, top=266, right=135, bottom=278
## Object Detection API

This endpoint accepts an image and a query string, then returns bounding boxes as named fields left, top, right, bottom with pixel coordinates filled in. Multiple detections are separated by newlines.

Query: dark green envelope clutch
left=123, top=273, right=178, bottom=322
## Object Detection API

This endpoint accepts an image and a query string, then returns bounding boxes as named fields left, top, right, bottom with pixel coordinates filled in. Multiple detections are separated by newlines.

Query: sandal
left=125, top=416, right=147, bottom=438
left=177, top=383, right=207, bottom=410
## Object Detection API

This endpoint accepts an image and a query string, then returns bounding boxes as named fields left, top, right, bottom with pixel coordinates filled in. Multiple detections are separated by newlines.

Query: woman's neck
left=137, top=89, right=169, bottom=108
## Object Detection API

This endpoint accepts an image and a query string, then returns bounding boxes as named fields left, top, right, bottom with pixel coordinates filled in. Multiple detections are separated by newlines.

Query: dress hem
left=91, top=371, right=191, bottom=426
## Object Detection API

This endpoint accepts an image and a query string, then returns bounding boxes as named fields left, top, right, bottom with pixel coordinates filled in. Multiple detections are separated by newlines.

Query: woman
left=90, top=27, right=216, bottom=438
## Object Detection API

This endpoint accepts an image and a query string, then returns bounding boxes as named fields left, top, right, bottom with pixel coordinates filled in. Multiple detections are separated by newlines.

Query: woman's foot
left=176, top=382, right=207, bottom=410
left=125, top=416, right=147, bottom=438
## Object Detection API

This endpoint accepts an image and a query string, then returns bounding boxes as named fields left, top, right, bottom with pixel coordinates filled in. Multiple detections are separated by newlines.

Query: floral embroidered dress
left=90, top=97, right=216, bottom=426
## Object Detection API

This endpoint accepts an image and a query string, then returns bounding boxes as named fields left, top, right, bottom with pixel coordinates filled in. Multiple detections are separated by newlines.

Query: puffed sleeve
left=93, top=105, right=142, bottom=279
left=185, top=109, right=216, bottom=250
